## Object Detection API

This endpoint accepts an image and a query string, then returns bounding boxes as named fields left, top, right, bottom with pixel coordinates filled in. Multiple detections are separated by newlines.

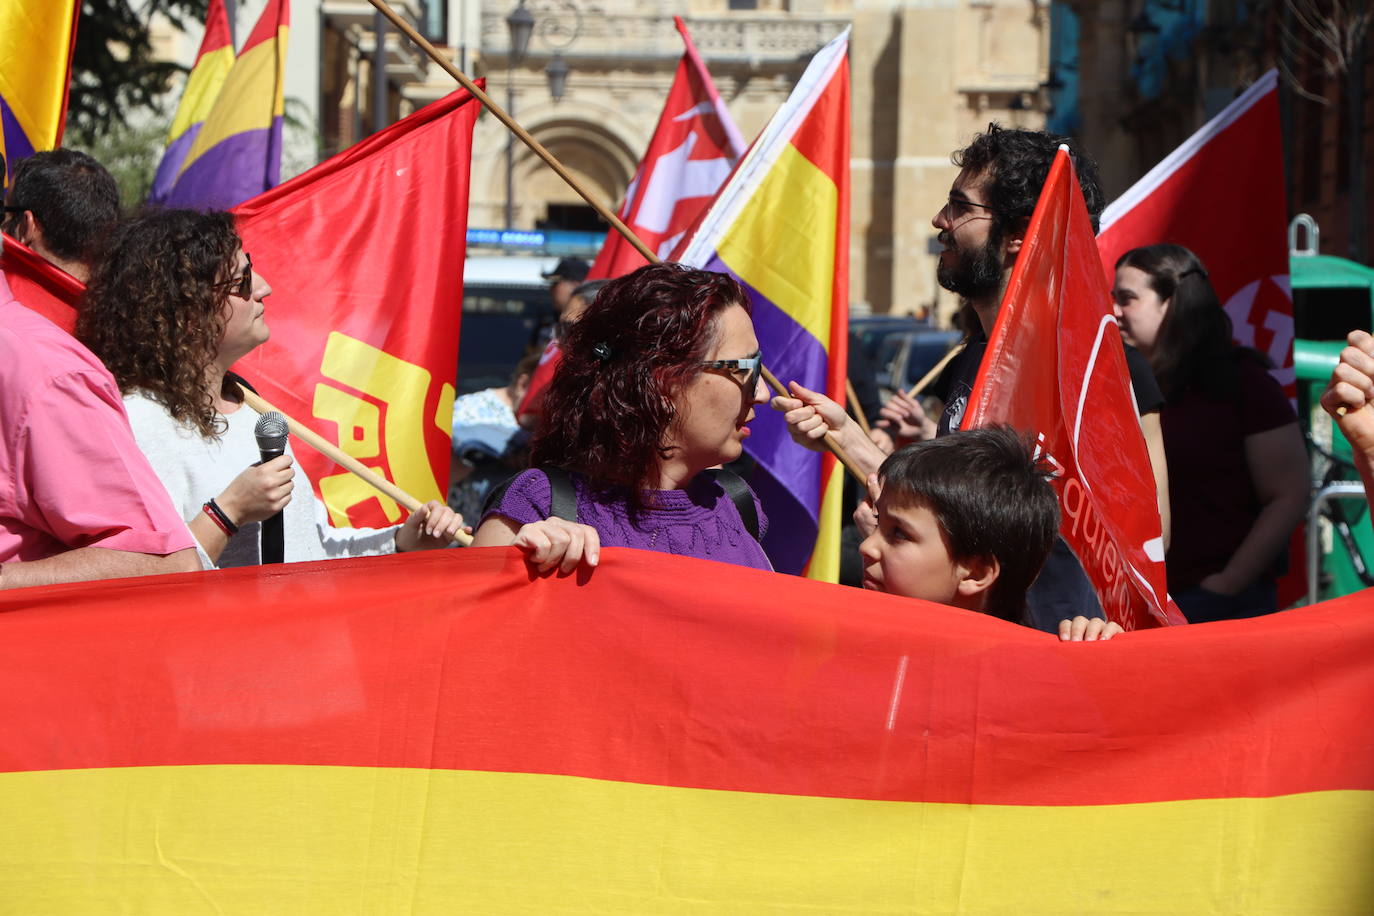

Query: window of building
left=421, top=0, right=447, bottom=43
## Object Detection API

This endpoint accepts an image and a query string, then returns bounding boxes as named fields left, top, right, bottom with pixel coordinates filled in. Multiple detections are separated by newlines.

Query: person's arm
left=1140, top=410, right=1171, bottom=552
left=0, top=546, right=200, bottom=589
left=876, top=390, right=936, bottom=445
left=771, top=381, right=888, bottom=480
left=394, top=500, right=467, bottom=551
left=472, top=515, right=601, bottom=573
left=1199, top=422, right=1309, bottom=596
left=1321, top=329, right=1374, bottom=498
left=187, top=455, right=296, bottom=563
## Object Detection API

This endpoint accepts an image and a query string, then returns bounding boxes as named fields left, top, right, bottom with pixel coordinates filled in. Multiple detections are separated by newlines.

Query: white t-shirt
left=123, top=390, right=398, bottom=567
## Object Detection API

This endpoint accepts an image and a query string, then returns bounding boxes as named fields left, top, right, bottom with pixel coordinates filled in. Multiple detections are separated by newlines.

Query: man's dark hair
left=953, top=124, right=1106, bottom=236
left=2, top=149, right=120, bottom=265
left=879, top=426, right=1059, bottom=622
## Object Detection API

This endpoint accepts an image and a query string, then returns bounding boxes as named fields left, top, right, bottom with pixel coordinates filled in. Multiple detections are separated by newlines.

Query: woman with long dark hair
left=471, top=262, right=771, bottom=572
left=1113, top=244, right=1307, bottom=622
left=77, top=209, right=464, bottom=567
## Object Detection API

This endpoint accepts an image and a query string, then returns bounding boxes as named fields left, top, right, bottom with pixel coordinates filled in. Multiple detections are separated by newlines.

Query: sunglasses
left=701, top=350, right=763, bottom=393
left=216, top=252, right=253, bottom=299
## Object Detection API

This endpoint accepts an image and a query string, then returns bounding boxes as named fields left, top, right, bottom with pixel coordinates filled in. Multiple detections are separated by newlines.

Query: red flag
left=965, top=150, right=1185, bottom=630
left=587, top=17, right=745, bottom=280
left=0, top=232, right=82, bottom=331
left=1096, top=71, right=1291, bottom=398
left=1095, top=71, right=1304, bottom=606
left=233, top=89, right=481, bottom=528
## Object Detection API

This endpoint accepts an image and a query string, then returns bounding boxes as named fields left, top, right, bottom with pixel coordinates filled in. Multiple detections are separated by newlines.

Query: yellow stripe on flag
left=167, top=45, right=236, bottom=142
left=2, top=765, right=1371, bottom=913
left=717, top=142, right=837, bottom=351
left=805, top=461, right=845, bottom=583
left=179, top=30, right=288, bottom=177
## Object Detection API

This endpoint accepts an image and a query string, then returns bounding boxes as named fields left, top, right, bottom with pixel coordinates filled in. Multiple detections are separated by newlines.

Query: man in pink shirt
left=0, top=249, right=200, bottom=587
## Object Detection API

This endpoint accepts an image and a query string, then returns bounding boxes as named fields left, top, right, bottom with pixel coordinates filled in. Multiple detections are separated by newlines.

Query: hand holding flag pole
left=236, top=384, right=474, bottom=546
left=364, top=0, right=867, bottom=485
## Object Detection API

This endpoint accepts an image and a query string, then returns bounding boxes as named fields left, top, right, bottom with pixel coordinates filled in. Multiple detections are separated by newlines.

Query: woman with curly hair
left=1112, top=244, right=1307, bottom=622
left=471, top=262, right=771, bottom=572
left=76, top=209, right=464, bottom=567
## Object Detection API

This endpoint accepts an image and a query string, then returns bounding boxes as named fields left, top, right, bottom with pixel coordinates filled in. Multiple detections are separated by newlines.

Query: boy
left=859, top=426, right=1122, bottom=641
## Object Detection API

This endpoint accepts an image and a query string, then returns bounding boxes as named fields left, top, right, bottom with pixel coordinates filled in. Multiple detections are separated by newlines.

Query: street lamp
left=505, top=1, right=534, bottom=230
left=545, top=53, right=570, bottom=103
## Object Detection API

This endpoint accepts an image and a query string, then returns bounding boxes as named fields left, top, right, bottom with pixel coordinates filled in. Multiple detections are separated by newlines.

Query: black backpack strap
left=543, top=466, right=578, bottom=523
left=706, top=468, right=759, bottom=542
left=480, top=467, right=579, bottom=523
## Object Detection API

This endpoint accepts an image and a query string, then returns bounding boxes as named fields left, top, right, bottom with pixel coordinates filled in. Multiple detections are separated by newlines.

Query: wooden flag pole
left=846, top=379, right=872, bottom=437
left=905, top=342, right=964, bottom=399
left=238, top=385, right=474, bottom=547
left=366, top=0, right=864, bottom=485
left=363, top=0, right=654, bottom=263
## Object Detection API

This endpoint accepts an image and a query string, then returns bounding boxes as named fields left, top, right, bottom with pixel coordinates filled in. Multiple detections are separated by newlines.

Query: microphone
left=254, top=412, right=289, bottom=565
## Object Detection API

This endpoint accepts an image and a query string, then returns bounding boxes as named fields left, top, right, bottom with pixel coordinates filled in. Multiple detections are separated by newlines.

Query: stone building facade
left=156, top=0, right=1057, bottom=317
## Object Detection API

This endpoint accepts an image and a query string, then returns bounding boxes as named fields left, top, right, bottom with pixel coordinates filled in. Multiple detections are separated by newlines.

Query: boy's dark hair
left=2, top=149, right=120, bottom=265
left=952, top=124, right=1106, bottom=236
left=879, top=426, right=1059, bottom=622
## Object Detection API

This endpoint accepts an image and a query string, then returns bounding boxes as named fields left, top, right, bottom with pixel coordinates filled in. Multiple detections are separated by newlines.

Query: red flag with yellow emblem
left=233, top=89, right=480, bottom=527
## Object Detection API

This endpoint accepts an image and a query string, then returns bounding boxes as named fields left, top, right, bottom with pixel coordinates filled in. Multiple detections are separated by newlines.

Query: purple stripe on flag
left=703, top=254, right=831, bottom=574
left=161, top=117, right=283, bottom=210
left=1, top=97, right=37, bottom=183
left=148, top=125, right=204, bottom=204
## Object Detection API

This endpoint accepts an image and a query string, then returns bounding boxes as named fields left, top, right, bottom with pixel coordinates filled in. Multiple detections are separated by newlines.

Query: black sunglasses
left=216, top=252, right=253, bottom=299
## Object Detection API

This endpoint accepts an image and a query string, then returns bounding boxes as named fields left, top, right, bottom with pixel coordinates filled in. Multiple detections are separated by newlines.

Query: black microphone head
left=254, top=411, right=289, bottom=457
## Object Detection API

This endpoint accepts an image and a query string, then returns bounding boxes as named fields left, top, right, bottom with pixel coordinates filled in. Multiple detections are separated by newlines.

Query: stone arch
left=509, top=102, right=642, bottom=229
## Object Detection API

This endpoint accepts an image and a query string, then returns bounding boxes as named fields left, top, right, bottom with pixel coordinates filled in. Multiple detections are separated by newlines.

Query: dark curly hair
left=77, top=209, right=242, bottom=439
left=531, top=262, right=750, bottom=502
left=953, top=124, right=1106, bottom=238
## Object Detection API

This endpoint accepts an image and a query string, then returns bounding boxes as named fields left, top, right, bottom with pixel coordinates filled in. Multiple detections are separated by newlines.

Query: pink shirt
left=0, top=274, right=195, bottom=562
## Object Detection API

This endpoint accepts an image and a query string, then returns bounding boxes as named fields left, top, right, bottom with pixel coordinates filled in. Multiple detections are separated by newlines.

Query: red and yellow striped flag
left=0, top=549, right=1371, bottom=910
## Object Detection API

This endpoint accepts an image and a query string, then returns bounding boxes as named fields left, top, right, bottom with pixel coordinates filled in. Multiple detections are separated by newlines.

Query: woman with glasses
left=471, top=262, right=772, bottom=572
left=76, top=209, right=464, bottom=567
left=1112, top=244, right=1306, bottom=622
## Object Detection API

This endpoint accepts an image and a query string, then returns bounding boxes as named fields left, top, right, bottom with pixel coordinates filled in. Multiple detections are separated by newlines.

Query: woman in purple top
left=1112, top=244, right=1307, bottom=622
left=472, top=263, right=772, bottom=572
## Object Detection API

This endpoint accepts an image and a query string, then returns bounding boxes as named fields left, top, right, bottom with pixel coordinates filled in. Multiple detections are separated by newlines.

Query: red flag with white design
left=1095, top=71, right=1304, bottom=606
left=966, top=149, right=1185, bottom=630
left=1096, top=71, right=1292, bottom=398
left=587, top=17, right=746, bottom=280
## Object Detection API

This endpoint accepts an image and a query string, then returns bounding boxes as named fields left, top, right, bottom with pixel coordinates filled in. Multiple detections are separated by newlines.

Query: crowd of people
left=0, top=126, right=1365, bottom=639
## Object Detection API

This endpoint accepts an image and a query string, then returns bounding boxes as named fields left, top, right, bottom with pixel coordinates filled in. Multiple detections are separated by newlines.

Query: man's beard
left=936, top=231, right=1003, bottom=300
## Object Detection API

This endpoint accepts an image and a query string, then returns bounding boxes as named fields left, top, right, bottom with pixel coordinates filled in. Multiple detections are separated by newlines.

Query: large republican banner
left=965, top=150, right=1183, bottom=630
left=0, top=548, right=1371, bottom=909
left=1097, top=70, right=1292, bottom=398
left=233, top=89, right=481, bottom=528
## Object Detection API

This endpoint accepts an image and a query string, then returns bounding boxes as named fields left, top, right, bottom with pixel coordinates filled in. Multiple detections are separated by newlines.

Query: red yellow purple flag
left=161, top=0, right=287, bottom=209
left=148, top=0, right=236, bottom=203
left=675, top=29, right=850, bottom=581
left=232, top=89, right=480, bottom=528
left=964, top=149, right=1184, bottom=630
left=0, top=0, right=79, bottom=185
left=0, top=547, right=1371, bottom=909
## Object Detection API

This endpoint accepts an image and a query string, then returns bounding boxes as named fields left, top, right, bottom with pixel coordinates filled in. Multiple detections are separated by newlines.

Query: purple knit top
left=482, top=469, right=772, bottom=571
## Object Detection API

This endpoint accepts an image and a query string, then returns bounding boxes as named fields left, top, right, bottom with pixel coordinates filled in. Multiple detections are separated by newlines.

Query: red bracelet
left=202, top=500, right=238, bottom=536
